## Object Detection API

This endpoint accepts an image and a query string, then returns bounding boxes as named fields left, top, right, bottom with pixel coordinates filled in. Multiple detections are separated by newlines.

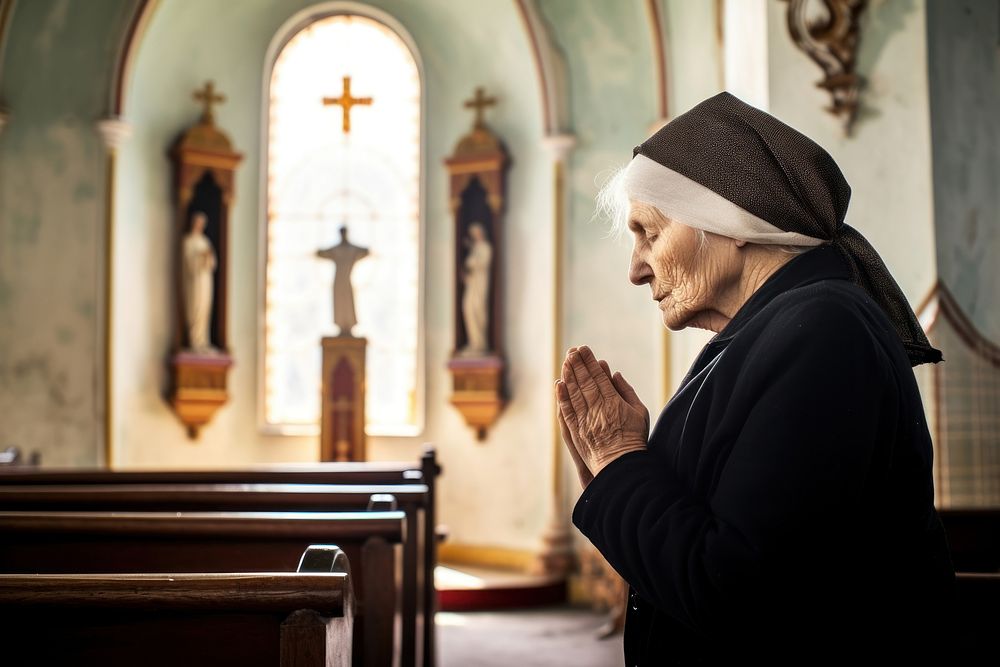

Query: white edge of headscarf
left=623, top=153, right=827, bottom=247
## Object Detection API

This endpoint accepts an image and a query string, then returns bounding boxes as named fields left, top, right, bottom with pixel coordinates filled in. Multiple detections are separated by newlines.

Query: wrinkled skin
left=557, top=202, right=794, bottom=489
left=556, top=346, right=649, bottom=488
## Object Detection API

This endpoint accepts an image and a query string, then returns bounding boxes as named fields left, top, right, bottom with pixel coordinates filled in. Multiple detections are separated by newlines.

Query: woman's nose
left=629, top=253, right=653, bottom=286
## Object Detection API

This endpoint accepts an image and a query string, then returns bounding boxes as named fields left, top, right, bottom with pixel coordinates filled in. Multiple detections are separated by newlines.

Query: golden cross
left=464, top=86, right=497, bottom=129
left=193, top=81, right=226, bottom=125
left=323, top=76, right=373, bottom=134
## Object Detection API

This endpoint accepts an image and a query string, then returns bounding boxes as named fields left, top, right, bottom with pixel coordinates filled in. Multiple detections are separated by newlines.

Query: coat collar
left=708, top=243, right=853, bottom=345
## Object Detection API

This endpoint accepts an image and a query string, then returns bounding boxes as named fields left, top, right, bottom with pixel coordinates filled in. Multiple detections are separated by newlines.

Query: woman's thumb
left=612, top=371, right=642, bottom=408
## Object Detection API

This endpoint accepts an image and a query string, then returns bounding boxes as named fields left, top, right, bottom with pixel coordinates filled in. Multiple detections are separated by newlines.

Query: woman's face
left=626, top=202, right=744, bottom=333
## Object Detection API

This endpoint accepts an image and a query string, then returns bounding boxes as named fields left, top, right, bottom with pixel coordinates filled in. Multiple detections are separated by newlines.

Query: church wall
left=113, top=0, right=555, bottom=552
left=0, top=0, right=136, bottom=465
left=766, top=0, right=937, bottom=316
left=926, top=0, right=1000, bottom=341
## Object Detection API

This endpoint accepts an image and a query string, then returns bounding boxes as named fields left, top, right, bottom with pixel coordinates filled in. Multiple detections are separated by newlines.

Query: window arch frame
left=256, top=1, right=427, bottom=438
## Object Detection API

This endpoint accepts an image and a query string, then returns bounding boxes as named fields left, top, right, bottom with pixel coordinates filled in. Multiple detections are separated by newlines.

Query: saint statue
left=461, top=222, right=492, bottom=355
left=182, top=211, right=217, bottom=353
left=317, top=226, right=370, bottom=337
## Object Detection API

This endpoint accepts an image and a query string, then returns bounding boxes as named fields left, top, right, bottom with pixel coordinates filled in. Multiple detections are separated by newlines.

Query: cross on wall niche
left=323, top=75, right=373, bottom=134
left=464, top=86, right=497, bottom=129
left=193, top=80, right=226, bottom=125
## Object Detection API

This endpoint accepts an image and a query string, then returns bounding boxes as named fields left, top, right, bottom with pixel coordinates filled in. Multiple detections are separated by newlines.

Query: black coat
left=572, top=244, right=957, bottom=666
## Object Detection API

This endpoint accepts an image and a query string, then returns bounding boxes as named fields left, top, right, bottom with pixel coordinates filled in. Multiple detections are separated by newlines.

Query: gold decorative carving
left=443, top=87, right=509, bottom=440
left=782, top=0, right=868, bottom=135
left=168, top=81, right=243, bottom=439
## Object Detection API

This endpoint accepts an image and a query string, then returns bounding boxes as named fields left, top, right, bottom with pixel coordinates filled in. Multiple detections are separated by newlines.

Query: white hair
left=594, top=162, right=813, bottom=256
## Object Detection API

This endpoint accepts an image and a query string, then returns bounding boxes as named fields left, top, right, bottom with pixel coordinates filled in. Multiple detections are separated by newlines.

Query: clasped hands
left=555, top=345, right=649, bottom=490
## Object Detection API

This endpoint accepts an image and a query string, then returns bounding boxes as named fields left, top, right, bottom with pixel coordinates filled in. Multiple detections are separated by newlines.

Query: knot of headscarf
left=625, top=92, right=943, bottom=367
left=828, top=223, right=942, bottom=365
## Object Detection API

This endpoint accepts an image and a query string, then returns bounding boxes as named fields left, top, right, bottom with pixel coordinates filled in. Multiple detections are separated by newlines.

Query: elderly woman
left=556, top=92, right=956, bottom=665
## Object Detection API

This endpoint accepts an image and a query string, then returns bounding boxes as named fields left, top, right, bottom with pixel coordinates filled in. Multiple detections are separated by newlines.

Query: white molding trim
left=540, top=132, right=576, bottom=162
left=96, top=118, right=133, bottom=153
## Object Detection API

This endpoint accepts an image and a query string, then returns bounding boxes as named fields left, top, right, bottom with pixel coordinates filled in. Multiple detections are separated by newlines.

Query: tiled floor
left=437, top=604, right=624, bottom=667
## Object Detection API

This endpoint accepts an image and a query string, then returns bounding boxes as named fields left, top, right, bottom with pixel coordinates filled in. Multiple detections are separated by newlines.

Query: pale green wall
left=927, top=0, right=1000, bottom=340
left=0, top=0, right=137, bottom=465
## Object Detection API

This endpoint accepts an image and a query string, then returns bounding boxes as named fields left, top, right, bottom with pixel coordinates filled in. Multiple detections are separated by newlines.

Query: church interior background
left=0, top=0, right=997, bottom=663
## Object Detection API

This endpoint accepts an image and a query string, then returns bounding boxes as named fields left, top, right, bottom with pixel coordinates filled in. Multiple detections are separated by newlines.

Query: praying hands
left=555, top=345, right=650, bottom=489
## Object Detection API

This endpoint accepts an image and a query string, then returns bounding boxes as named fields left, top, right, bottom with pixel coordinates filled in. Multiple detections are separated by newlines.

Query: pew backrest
left=0, top=510, right=401, bottom=667
left=0, top=548, right=354, bottom=667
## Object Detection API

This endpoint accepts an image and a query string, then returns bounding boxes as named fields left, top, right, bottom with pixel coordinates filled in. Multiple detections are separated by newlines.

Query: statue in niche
left=460, top=221, right=492, bottom=356
left=317, top=226, right=370, bottom=337
left=182, top=211, right=218, bottom=353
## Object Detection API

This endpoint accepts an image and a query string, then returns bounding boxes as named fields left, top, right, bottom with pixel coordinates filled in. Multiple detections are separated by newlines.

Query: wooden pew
left=954, top=571, right=1000, bottom=661
left=0, top=544, right=354, bottom=667
left=938, top=507, right=1000, bottom=572
left=0, top=509, right=402, bottom=667
left=0, top=446, right=442, bottom=667
left=0, top=481, right=433, bottom=666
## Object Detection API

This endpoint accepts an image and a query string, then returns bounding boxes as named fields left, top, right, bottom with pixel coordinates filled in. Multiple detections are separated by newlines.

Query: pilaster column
left=95, top=117, right=133, bottom=468
left=533, top=132, right=577, bottom=577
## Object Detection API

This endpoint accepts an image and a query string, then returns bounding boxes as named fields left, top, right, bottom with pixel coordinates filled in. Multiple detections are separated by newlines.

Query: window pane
left=265, top=15, right=421, bottom=435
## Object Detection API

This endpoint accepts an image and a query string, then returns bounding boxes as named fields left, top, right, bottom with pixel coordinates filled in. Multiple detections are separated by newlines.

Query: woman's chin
left=660, top=307, right=684, bottom=331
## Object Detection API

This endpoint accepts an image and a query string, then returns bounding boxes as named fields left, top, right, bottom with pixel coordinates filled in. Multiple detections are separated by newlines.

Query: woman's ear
left=734, top=238, right=747, bottom=248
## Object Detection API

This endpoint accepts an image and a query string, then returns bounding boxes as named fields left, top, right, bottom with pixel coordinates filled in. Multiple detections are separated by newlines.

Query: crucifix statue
left=322, top=75, right=373, bottom=134
left=317, top=226, right=370, bottom=337
left=464, top=86, right=498, bottom=129
left=193, top=80, right=226, bottom=125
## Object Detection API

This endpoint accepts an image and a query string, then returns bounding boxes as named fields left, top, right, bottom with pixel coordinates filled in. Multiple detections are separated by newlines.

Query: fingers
left=564, top=346, right=615, bottom=408
left=564, top=352, right=597, bottom=403
left=557, top=401, right=582, bottom=460
left=578, top=346, right=617, bottom=401
left=555, top=379, right=573, bottom=419
left=611, top=371, right=643, bottom=410
left=561, top=367, right=590, bottom=421
left=557, top=382, right=594, bottom=485
left=598, top=359, right=612, bottom=382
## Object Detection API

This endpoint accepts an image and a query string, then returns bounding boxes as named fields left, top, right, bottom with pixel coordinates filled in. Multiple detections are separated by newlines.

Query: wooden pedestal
left=447, top=355, right=505, bottom=441
left=169, top=351, right=233, bottom=439
left=320, top=337, right=367, bottom=462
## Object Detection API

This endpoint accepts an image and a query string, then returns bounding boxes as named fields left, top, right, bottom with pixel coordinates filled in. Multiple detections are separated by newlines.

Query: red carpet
left=436, top=564, right=567, bottom=611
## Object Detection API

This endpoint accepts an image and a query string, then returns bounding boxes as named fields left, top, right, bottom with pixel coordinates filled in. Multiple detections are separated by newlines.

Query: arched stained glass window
left=263, top=13, right=422, bottom=435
